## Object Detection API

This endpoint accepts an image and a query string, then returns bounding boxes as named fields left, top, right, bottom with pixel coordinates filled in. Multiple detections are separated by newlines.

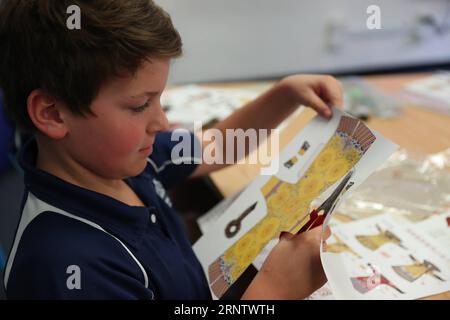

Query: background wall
left=158, top=0, right=450, bottom=84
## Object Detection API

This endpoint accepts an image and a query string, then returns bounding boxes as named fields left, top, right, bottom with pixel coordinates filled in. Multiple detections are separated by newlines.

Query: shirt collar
left=19, top=138, right=154, bottom=250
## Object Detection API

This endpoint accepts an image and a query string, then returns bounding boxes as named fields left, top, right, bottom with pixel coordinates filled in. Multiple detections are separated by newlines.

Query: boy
left=0, top=0, right=341, bottom=299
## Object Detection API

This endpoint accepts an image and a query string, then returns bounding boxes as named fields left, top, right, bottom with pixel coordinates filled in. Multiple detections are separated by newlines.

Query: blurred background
left=160, top=0, right=450, bottom=84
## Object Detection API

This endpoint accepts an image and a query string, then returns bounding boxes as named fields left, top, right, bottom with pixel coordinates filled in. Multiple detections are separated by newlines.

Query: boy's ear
left=27, top=89, right=69, bottom=139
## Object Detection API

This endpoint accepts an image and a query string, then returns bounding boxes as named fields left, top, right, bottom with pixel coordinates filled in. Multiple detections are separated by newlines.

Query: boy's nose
left=147, top=103, right=170, bottom=133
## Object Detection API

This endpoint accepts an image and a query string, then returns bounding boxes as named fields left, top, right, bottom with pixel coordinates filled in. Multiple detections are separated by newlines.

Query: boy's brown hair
left=0, top=0, right=182, bottom=133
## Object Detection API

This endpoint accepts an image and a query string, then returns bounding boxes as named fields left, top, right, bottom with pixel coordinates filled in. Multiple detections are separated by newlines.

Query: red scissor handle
left=297, top=209, right=326, bottom=234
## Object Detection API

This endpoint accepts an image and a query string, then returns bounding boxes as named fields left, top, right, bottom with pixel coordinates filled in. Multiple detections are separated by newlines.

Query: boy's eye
left=130, top=100, right=150, bottom=113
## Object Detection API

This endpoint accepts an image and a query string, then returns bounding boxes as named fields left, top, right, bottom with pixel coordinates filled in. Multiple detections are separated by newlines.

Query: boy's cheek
left=68, top=115, right=147, bottom=157
left=105, top=129, right=145, bottom=156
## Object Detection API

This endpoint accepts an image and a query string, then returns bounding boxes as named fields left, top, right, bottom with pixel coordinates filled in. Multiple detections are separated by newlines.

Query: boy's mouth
left=139, top=139, right=155, bottom=155
left=139, top=145, right=153, bottom=156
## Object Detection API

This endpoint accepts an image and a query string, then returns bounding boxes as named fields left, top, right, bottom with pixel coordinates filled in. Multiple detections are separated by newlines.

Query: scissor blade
left=317, top=170, right=354, bottom=213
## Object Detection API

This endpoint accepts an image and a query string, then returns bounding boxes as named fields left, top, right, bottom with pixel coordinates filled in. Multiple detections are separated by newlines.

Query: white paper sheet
left=322, top=213, right=450, bottom=299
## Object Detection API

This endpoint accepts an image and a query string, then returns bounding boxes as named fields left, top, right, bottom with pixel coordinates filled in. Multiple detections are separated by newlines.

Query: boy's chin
left=126, top=160, right=148, bottom=177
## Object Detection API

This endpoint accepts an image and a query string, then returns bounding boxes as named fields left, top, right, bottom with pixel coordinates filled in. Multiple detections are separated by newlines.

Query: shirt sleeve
left=147, top=130, right=201, bottom=189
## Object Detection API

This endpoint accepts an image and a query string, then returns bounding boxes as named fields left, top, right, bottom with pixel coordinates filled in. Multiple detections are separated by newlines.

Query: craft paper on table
left=313, top=156, right=450, bottom=300
left=193, top=108, right=398, bottom=299
left=322, top=213, right=450, bottom=299
left=304, top=283, right=336, bottom=300
left=341, top=77, right=402, bottom=119
left=414, top=211, right=450, bottom=245
left=161, top=85, right=262, bottom=128
left=402, top=72, right=450, bottom=115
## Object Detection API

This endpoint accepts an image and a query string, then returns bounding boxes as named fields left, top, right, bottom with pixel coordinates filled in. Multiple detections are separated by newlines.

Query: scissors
left=296, top=170, right=354, bottom=234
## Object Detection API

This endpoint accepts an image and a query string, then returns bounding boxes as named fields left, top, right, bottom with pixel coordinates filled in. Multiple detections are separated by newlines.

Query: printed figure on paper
left=284, top=141, right=311, bottom=168
left=324, top=234, right=361, bottom=258
left=355, top=224, right=407, bottom=251
left=351, top=263, right=404, bottom=294
left=392, top=255, right=445, bottom=283
left=208, top=116, right=376, bottom=298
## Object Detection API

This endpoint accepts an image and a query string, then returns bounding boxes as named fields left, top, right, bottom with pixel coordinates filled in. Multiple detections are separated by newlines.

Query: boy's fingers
left=322, top=226, right=331, bottom=240
left=320, top=79, right=343, bottom=109
left=306, top=225, right=331, bottom=242
left=304, top=90, right=332, bottom=119
left=279, top=231, right=295, bottom=241
left=289, top=225, right=331, bottom=244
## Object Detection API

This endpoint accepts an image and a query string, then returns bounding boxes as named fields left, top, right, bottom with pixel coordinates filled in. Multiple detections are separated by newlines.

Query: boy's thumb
left=279, top=231, right=294, bottom=241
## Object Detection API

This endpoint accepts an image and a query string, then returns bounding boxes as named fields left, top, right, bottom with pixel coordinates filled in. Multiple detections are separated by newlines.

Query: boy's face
left=62, top=58, right=170, bottom=179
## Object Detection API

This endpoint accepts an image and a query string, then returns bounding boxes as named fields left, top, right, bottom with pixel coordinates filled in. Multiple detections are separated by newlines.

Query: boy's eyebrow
left=130, top=91, right=159, bottom=99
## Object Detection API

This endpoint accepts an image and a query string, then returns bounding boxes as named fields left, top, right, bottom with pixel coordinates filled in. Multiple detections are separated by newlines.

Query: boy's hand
left=242, top=225, right=331, bottom=300
left=278, top=74, right=343, bottom=119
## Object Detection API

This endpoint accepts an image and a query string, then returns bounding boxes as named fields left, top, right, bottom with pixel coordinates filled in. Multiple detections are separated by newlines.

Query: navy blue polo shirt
left=4, top=131, right=212, bottom=300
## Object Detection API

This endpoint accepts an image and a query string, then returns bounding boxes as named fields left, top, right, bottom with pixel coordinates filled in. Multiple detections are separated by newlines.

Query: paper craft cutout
left=355, top=224, right=407, bottom=251
left=392, top=255, right=445, bottom=283
left=225, top=202, right=258, bottom=238
left=284, top=141, right=310, bottom=168
left=351, top=264, right=404, bottom=294
left=283, top=156, right=298, bottom=168
left=325, top=235, right=361, bottom=258
left=298, top=141, right=310, bottom=155
left=208, top=116, right=376, bottom=298
left=331, top=212, right=355, bottom=223
left=321, top=213, right=450, bottom=299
